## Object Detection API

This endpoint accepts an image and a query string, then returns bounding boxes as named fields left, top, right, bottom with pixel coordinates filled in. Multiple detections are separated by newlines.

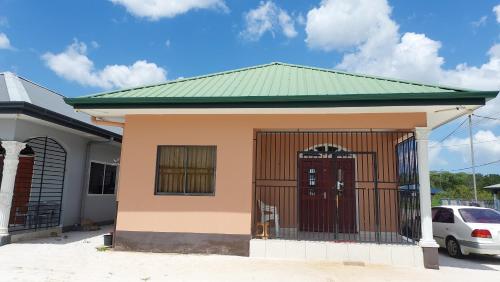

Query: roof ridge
left=1, top=71, right=68, bottom=98
left=273, top=62, right=472, bottom=92
left=88, top=62, right=279, bottom=98
left=82, top=61, right=489, bottom=99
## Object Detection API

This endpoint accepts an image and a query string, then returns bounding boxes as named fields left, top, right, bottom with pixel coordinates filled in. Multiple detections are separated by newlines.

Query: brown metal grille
left=253, top=131, right=420, bottom=244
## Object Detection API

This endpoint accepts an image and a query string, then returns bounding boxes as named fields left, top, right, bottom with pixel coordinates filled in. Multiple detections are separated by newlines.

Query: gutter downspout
left=78, top=138, right=114, bottom=227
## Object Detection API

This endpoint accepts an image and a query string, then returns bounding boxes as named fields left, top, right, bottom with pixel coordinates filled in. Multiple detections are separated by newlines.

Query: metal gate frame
left=9, top=137, right=67, bottom=232
left=253, top=130, right=420, bottom=244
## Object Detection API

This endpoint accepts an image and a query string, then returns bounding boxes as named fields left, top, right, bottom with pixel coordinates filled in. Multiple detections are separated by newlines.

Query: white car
left=432, top=205, right=500, bottom=258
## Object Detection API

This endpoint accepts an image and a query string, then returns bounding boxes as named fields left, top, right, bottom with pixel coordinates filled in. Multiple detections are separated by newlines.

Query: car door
left=432, top=207, right=455, bottom=247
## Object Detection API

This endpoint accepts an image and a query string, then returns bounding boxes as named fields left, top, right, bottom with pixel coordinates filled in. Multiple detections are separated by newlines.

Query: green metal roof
left=65, top=62, right=498, bottom=108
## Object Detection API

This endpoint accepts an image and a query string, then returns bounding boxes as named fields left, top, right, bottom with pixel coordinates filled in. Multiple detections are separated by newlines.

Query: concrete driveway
left=438, top=248, right=500, bottom=272
left=0, top=227, right=499, bottom=282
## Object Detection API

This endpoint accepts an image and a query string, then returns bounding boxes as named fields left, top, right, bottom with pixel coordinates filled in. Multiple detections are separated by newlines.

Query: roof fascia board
left=65, top=97, right=488, bottom=110
left=0, top=102, right=122, bottom=142
left=65, top=91, right=497, bottom=108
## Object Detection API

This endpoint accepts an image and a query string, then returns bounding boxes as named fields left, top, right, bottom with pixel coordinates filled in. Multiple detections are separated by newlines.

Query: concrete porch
left=250, top=239, right=424, bottom=268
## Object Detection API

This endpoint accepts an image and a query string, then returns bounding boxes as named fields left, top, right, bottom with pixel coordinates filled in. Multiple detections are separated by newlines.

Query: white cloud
left=42, top=40, right=167, bottom=89
left=0, top=32, right=12, bottom=49
left=241, top=1, right=298, bottom=41
left=494, top=4, right=500, bottom=23
left=444, top=130, right=500, bottom=164
left=109, top=0, right=228, bottom=20
left=338, top=32, right=445, bottom=85
left=305, top=0, right=500, bottom=135
left=305, top=0, right=500, bottom=90
left=471, top=15, right=488, bottom=28
left=442, top=44, right=500, bottom=90
left=305, top=0, right=396, bottom=51
left=429, top=141, right=447, bottom=167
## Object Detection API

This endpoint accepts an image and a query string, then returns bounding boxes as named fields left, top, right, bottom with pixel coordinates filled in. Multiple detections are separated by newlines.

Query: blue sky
left=1, top=0, right=500, bottom=174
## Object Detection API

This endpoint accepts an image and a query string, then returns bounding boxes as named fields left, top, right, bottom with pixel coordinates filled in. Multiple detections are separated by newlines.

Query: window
left=432, top=208, right=454, bottom=223
left=156, top=146, right=216, bottom=195
left=396, top=137, right=417, bottom=186
left=459, top=208, right=500, bottom=223
left=88, top=162, right=117, bottom=195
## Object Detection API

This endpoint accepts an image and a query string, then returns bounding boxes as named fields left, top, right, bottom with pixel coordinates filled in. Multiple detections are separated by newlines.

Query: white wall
left=0, top=118, right=16, bottom=140
left=82, top=143, right=121, bottom=224
left=10, top=118, right=120, bottom=228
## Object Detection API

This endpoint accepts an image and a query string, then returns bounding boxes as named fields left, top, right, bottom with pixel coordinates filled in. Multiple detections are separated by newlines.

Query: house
left=484, top=184, right=500, bottom=211
left=65, top=62, right=498, bottom=269
left=0, top=72, right=121, bottom=245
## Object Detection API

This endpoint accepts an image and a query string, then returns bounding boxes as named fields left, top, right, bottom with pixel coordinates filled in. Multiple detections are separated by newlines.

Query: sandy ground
left=0, top=227, right=500, bottom=282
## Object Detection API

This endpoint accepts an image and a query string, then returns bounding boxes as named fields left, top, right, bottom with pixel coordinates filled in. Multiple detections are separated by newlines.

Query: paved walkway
left=0, top=227, right=499, bottom=281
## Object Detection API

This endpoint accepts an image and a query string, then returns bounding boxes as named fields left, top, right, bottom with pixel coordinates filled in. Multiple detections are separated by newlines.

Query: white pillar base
left=419, top=240, right=439, bottom=248
left=0, top=141, right=26, bottom=238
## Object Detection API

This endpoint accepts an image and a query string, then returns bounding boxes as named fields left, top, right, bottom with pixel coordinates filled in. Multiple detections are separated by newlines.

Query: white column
left=415, top=128, right=438, bottom=248
left=0, top=141, right=26, bottom=236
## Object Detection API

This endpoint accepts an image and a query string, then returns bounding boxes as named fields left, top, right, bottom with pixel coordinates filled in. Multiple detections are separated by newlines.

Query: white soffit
left=78, top=104, right=481, bottom=129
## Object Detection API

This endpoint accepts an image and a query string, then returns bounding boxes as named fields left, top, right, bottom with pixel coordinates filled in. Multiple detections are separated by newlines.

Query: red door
left=299, top=158, right=335, bottom=232
left=9, top=156, right=34, bottom=225
left=335, top=158, right=357, bottom=234
left=299, top=157, right=356, bottom=234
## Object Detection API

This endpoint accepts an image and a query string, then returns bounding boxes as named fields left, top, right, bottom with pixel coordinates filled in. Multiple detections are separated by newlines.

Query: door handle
left=323, top=192, right=326, bottom=199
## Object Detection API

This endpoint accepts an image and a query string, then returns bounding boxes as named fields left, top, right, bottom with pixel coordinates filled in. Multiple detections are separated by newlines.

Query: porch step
left=249, top=239, right=424, bottom=268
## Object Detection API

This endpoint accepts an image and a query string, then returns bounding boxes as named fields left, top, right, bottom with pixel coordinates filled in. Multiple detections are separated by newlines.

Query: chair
left=258, top=200, right=280, bottom=238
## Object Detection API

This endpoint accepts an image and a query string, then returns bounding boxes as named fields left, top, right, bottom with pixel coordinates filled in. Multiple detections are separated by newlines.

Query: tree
left=430, top=171, right=498, bottom=206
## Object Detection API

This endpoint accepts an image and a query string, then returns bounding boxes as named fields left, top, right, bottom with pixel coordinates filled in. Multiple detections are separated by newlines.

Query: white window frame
left=87, top=160, right=118, bottom=196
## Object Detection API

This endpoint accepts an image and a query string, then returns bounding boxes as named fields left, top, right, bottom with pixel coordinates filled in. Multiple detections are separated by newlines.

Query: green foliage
left=96, top=246, right=110, bottom=252
left=430, top=171, right=499, bottom=206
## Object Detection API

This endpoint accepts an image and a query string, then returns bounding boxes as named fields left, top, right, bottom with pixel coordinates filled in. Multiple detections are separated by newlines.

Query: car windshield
left=459, top=208, right=500, bottom=224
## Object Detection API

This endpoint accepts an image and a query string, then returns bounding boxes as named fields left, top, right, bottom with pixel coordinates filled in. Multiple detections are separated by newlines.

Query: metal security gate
left=253, top=131, right=420, bottom=244
left=8, top=137, right=67, bottom=232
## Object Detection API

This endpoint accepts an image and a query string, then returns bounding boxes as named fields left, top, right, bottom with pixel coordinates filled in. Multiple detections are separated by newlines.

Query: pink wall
left=116, top=113, right=426, bottom=235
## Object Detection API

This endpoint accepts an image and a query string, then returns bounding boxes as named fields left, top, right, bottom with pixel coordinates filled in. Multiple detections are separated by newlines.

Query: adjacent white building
left=0, top=72, right=121, bottom=245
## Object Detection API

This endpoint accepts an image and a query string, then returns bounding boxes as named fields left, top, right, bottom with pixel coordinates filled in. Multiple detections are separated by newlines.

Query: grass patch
left=96, top=246, right=111, bottom=252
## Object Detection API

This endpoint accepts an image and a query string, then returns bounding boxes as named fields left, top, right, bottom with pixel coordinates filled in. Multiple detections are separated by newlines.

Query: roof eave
left=0, top=102, right=122, bottom=142
left=64, top=91, right=497, bottom=109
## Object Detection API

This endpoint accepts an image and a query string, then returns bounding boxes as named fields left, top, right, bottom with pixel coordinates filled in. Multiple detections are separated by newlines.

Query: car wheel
left=446, top=237, right=463, bottom=258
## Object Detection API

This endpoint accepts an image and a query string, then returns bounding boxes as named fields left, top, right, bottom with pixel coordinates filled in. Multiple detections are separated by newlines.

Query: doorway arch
left=8, top=137, right=67, bottom=232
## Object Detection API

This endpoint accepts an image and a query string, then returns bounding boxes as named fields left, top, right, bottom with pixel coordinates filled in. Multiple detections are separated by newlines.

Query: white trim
left=80, top=105, right=472, bottom=116
left=79, top=104, right=481, bottom=129
left=415, top=127, right=439, bottom=248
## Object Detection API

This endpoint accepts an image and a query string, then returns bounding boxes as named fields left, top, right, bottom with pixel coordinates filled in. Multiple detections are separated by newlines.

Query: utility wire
left=431, top=138, right=500, bottom=148
left=436, top=118, right=468, bottom=143
left=451, top=159, right=500, bottom=172
left=445, top=112, right=500, bottom=137
left=431, top=113, right=500, bottom=146
left=473, top=113, right=500, bottom=121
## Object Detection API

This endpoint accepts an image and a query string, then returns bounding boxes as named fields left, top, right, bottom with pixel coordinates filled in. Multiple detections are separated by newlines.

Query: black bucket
left=103, top=233, right=113, bottom=246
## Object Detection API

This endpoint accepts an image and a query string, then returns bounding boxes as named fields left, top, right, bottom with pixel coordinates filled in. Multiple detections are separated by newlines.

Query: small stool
left=255, top=222, right=270, bottom=239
